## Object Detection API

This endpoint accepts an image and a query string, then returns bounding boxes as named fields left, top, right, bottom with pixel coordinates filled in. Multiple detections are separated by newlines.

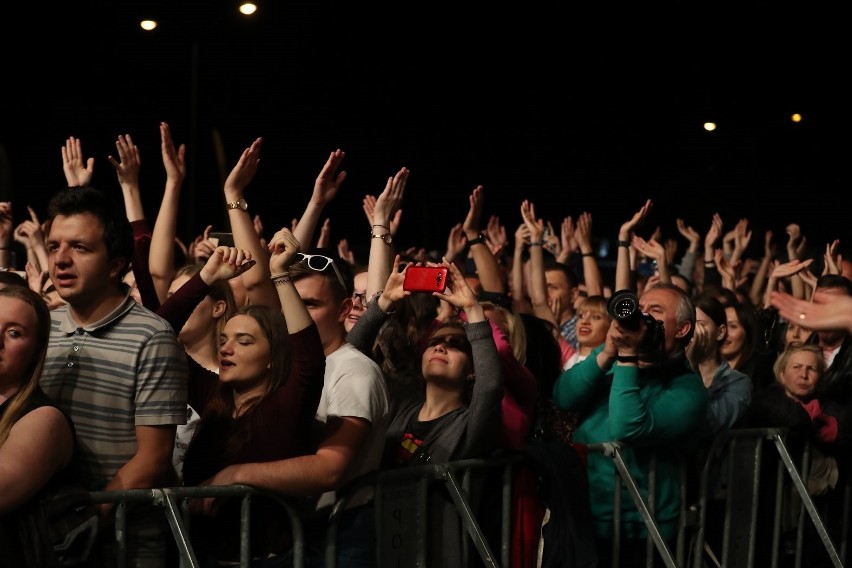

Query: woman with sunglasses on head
left=168, top=228, right=326, bottom=566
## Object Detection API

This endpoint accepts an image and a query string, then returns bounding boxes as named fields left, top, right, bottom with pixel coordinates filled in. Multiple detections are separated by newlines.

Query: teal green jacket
left=552, top=345, right=708, bottom=540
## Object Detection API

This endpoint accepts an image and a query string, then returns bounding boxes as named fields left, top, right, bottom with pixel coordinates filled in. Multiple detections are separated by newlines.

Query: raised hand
left=632, top=235, right=666, bottom=266
left=435, top=257, right=481, bottom=316
left=224, top=137, right=262, bottom=195
left=520, top=199, right=544, bottom=243
left=770, top=258, right=814, bottom=280
left=705, top=213, right=723, bottom=251
left=785, top=223, right=806, bottom=261
left=771, top=290, right=852, bottom=333
left=686, top=319, right=713, bottom=367
left=199, top=246, right=255, bottom=284
left=337, top=238, right=355, bottom=265
left=463, top=185, right=487, bottom=240
left=0, top=202, right=13, bottom=248
left=486, top=215, right=507, bottom=256
left=558, top=216, right=577, bottom=263
left=824, top=239, right=842, bottom=275
left=316, top=218, right=331, bottom=249
left=107, top=133, right=142, bottom=189
left=446, top=223, right=466, bottom=261
left=763, top=230, right=776, bottom=259
left=267, top=227, right=302, bottom=275
left=730, top=218, right=752, bottom=264
left=574, top=211, right=595, bottom=254
left=676, top=218, right=701, bottom=251
left=61, top=136, right=94, bottom=186
left=312, top=149, right=347, bottom=207
left=160, top=122, right=186, bottom=186
left=252, top=214, right=266, bottom=248
left=618, top=199, right=653, bottom=241
left=191, top=225, right=217, bottom=263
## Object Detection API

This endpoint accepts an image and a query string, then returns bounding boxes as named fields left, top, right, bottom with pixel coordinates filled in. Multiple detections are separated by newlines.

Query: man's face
left=639, top=287, right=689, bottom=355
left=545, top=269, right=577, bottom=319
left=813, top=286, right=850, bottom=347
left=47, top=213, right=123, bottom=312
left=293, top=273, right=350, bottom=351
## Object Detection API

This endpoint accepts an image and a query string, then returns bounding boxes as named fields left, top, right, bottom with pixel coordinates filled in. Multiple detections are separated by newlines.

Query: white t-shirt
left=313, top=342, right=389, bottom=510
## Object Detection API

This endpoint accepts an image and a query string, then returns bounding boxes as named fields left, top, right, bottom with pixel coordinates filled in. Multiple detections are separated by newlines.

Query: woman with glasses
left=345, top=266, right=369, bottom=333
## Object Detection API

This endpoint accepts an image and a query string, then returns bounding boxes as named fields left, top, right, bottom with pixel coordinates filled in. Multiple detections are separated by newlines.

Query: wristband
left=466, top=233, right=486, bottom=247
left=581, top=251, right=595, bottom=257
left=528, top=241, right=543, bottom=247
left=271, top=272, right=292, bottom=285
left=617, top=355, right=639, bottom=364
left=371, top=224, right=389, bottom=230
left=617, top=240, right=630, bottom=248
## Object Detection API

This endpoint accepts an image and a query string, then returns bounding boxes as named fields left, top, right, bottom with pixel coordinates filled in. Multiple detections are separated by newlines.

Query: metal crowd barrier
left=89, top=484, right=306, bottom=568
left=587, top=428, right=846, bottom=568
left=86, top=428, right=848, bottom=568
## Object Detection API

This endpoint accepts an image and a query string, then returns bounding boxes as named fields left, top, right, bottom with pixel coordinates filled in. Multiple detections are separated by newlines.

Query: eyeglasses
left=352, top=291, right=368, bottom=306
left=296, top=253, right=347, bottom=291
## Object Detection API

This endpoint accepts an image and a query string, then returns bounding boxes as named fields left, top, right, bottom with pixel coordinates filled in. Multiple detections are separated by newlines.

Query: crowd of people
left=0, top=123, right=850, bottom=568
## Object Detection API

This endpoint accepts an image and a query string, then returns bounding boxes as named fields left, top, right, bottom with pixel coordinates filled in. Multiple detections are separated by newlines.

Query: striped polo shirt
left=40, top=291, right=188, bottom=491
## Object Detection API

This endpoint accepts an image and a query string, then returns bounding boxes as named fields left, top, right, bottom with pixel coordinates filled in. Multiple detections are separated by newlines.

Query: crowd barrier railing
left=86, top=427, right=847, bottom=568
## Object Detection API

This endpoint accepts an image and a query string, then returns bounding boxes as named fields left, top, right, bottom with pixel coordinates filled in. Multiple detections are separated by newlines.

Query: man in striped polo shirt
left=40, top=186, right=188, bottom=568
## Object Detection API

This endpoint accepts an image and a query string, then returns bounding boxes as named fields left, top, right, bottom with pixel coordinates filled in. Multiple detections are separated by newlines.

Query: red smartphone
left=403, top=266, right=448, bottom=293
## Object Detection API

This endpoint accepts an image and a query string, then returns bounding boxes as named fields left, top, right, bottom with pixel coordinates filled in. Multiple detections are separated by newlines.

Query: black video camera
left=607, top=290, right=665, bottom=356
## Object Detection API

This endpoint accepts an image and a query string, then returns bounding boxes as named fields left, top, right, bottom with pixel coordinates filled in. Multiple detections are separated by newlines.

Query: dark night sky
left=2, top=2, right=850, bottom=269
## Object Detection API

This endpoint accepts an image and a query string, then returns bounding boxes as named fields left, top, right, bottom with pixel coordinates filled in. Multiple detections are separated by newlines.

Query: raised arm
left=61, top=136, right=94, bottom=187
left=785, top=223, right=808, bottom=299
left=511, top=222, right=533, bottom=315
left=574, top=211, right=603, bottom=296
left=675, top=218, right=701, bottom=280
left=292, top=149, right=347, bottom=249
left=268, top=227, right=312, bottom=333
left=365, top=167, right=408, bottom=299
left=223, top=137, right=278, bottom=308
left=520, top=200, right=557, bottom=325
left=632, top=234, right=671, bottom=285
left=464, top=185, right=504, bottom=293
left=771, top=290, right=852, bottom=334
left=149, top=122, right=187, bottom=302
left=615, top=199, right=652, bottom=292
left=748, top=230, right=775, bottom=307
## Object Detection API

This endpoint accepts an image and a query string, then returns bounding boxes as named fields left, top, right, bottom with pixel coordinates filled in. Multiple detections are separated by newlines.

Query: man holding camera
left=552, top=283, right=707, bottom=566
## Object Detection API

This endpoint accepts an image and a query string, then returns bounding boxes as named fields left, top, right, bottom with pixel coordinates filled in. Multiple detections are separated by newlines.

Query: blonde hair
left=773, top=344, right=825, bottom=385
left=483, top=302, right=527, bottom=365
left=0, top=287, right=52, bottom=446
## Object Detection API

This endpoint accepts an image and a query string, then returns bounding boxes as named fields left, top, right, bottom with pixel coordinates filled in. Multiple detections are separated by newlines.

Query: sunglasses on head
left=296, top=253, right=347, bottom=291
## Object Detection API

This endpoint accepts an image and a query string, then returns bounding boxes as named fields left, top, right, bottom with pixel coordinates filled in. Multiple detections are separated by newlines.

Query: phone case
left=403, top=266, right=448, bottom=293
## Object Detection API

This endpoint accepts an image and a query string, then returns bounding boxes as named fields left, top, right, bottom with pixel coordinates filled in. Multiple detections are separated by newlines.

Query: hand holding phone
left=403, top=266, right=448, bottom=293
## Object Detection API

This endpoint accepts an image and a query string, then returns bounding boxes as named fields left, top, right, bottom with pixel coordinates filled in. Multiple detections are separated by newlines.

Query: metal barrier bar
left=587, top=442, right=678, bottom=568
left=90, top=484, right=306, bottom=568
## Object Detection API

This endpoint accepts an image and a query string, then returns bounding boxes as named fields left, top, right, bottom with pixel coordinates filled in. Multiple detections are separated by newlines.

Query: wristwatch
left=226, top=197, right=248, bottom=211
left=371, top=231, right=393, bottom=245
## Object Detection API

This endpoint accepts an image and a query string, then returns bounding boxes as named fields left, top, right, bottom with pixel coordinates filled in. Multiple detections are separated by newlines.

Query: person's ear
left=211, top=299, right=227, bottom=319
left=110, top=258, right=128, bottom=281
left=716, top=323, right=727, bottom=343
left=338, top=297, right=353, bottom=324
left=675, top=320, right=693, bottom=342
